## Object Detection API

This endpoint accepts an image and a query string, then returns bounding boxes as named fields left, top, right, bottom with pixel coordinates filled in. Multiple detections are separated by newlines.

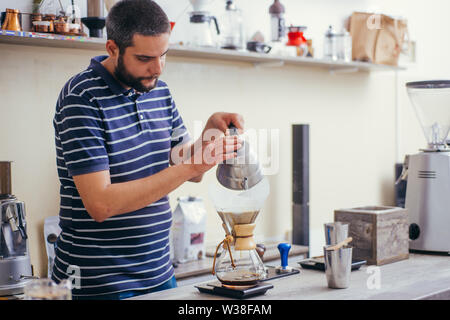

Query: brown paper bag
left=349, top=12, right=408, bottom=66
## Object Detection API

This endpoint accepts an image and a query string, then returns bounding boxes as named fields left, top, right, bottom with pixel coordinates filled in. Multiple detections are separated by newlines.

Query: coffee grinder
left=81, top=0, right=106, bottom=38
left=399, top=81, right=450, bottom=254
left=0, top=161, right=34, bottom=296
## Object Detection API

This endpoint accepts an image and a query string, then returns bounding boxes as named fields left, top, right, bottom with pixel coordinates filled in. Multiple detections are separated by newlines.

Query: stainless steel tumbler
left=323, top=246, right=352, bottom=289
left=324, top=222, right=349, bottom=245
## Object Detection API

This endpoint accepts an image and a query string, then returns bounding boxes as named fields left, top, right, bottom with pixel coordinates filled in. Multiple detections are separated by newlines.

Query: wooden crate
left=334, top=206, right=409, bottom=265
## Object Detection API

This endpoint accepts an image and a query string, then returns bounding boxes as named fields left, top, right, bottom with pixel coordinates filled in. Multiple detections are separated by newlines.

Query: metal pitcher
left=216, top=125, right=263, bottom=190
left=1, top=8, right=22, bottom=31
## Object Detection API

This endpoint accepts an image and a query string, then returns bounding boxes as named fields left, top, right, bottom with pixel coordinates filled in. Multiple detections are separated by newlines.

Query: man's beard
left=114, top=54, right=158, bottom=93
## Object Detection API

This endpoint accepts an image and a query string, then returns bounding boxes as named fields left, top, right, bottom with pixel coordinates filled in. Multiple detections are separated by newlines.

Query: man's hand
left=170, top=112, right=245, bottom=182
left=190, top=112, right=244, bottom=182
left=203, top=112, right=245, bottom=135
left=75, top=113, right=245, bottom=222
left=185, top=134, right=242, bottom=178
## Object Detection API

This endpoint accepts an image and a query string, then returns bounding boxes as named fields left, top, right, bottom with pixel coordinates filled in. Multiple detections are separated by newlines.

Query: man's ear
left=105, top=40, right=120, bottom=58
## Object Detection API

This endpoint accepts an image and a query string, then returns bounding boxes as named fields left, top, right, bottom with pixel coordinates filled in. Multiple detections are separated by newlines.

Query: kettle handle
left=212, top=16, right=220, bottom=35
left=228, top=123, right=239, bottom=136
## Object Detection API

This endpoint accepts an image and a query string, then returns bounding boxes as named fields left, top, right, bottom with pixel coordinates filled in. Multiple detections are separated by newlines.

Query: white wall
left=1, top=0, right=449, bottom=276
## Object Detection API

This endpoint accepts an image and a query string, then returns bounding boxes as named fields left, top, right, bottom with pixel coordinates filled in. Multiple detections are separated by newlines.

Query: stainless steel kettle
left=216, top=125, right=263, bottom=190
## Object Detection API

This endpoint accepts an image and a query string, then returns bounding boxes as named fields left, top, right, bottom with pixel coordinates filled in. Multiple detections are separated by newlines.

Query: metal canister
left=324, top=246, right=352, bottom=289
left=87, top=0, right=105, bottom=17
left=0, top=161, right=12, bottom=196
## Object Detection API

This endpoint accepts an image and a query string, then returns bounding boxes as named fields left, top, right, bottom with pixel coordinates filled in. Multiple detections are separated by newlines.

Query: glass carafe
left=187, top=12, right=220, bottom=48
left=220, top=0, right=244, bottom=50
left=24, top=278, right=72, bottom=300
left=209, top=177, right=270, bottom=286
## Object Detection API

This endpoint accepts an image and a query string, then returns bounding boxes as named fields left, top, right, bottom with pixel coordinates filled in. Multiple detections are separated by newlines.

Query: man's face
left=114, top=33, right=170, bottom=93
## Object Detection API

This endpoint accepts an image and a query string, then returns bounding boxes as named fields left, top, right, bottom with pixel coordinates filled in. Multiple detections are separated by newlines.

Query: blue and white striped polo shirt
left=52, top=55, right=190, bottom=298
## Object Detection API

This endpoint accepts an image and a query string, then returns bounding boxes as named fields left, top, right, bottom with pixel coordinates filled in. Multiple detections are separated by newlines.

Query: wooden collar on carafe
left=234, top=223, right=256, bottom=251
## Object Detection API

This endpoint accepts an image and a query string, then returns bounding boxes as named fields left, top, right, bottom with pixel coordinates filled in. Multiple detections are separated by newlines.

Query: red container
left=286, top=25, right=307, bottom=46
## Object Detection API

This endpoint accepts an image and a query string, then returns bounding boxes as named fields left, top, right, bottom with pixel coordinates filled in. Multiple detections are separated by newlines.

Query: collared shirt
left=52, top=55, right=190, bottom=298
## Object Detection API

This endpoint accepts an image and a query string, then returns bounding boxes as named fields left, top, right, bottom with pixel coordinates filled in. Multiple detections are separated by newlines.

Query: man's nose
left=149, top=57, right=163, bottom=75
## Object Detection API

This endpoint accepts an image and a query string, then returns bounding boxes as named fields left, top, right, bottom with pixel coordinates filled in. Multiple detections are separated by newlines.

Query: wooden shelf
left=0, top=30, right=406, bottom=72
left=168, top=44, right=405, bottom=72
left=0, top=29, right=105, bottom=50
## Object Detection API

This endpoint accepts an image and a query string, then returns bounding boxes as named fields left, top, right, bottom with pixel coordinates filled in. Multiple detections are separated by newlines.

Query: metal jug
left=216, top=125, right=263, bottom=190
left=1, top=8, right=22, bottom=32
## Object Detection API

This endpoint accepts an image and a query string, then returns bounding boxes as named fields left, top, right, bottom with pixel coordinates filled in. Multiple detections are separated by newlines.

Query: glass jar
left=324, top=26, right=352, bottom=62
left=30, top=13, right=42, bottom=32
left=68, top=23, right=81, bottom=34
left=33, top=21, right=50, bottom=33
left=323, top=25, right=338, bottom=60
left=340, top=30, right=352, bottom=62
left=220, top=0, right=244, bottom=50
left=24, top=278, right=72, bottom=300
left=54, top=18, right=69, bottom=33
left=43, top=14, right=56, bottom=33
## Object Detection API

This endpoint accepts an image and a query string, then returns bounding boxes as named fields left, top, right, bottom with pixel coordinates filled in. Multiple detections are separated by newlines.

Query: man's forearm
left=170, top=139, right=204, bottom=182
left=85, top=163, right=198, bottom=222
left=170, top=139, right=200, bottom=165
left=76, top=127, right=239, bottom=222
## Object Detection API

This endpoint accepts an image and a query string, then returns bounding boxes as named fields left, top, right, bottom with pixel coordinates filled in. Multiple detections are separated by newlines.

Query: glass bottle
left=341, top=30, right=352, bottom=62
left=220, top=0, right=244, bottom=50
left=269, top=0, right=286, bottom=42
left=324, top=25, right=338, bottom=60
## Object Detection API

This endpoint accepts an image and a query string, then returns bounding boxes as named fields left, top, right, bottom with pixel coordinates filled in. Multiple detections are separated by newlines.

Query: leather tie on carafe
left=211, top=222, right=258, bottom=275
left=212, top=234, right=236, bottom=275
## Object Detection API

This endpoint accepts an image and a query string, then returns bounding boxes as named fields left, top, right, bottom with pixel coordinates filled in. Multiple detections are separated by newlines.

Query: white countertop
left=130, top=253, right=450, bottom=300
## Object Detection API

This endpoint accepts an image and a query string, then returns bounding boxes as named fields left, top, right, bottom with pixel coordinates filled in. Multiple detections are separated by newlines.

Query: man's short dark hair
left=106, top=0, right=170, bottom=53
